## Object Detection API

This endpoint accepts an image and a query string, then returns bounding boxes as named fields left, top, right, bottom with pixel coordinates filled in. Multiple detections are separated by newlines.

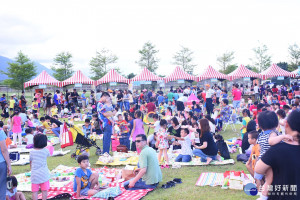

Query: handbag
left=117, top=145, right=128, bottom=153
left=121, top=169, right=136, bottom=181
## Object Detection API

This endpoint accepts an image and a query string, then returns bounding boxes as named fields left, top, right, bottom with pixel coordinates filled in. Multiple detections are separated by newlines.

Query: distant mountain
left=0, top=55, right=53, bottom=81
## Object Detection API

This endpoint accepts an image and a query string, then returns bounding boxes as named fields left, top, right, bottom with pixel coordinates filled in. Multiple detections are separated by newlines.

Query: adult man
left=254, top=84, right=259, bottom=100
left=45, top=115, right=63, bottom=137
left=0, top=94, right=6, bottom=110
left=123, top=134, right=162, bottom=190
left=97, top=92, right=115, bottom=154
left=157, top=93, right=164, bottom=106
left=117, top=90, right=123, bottom=111
left=259, top=85, right=265, bottom=100
left=146, top=98, right=156, bottom=113
left=232, top=84, right=242, bottom=111
left=167, top=90, right=174, bottom=103
left=95, top=89, right=102, bottom=102
left=71, top=89, right=79, bottom=107
left=65, top=89, right=71, bottom=109
left=205, top=84, right=215, bottom=115
left=147, top=90, right=153, bottom=103
left=53, top=90, right=61, bottom=113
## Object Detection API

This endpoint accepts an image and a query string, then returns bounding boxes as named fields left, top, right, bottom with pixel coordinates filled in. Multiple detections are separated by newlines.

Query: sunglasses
left=135, top=140, right=144, bottom=143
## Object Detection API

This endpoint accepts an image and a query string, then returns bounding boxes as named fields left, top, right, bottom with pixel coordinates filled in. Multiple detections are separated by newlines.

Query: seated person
left=245, top=131, right=260, bottom=178
left=24, top=128, right=34, bottom=146
left=82, top=119, right=92, bottom=137
left=171, top=128, right=193, bottom=162
left=73, top=155, right=99, bottom=198
left=6, top=176, right=26, bottom=200
left=40, top=117, right=51, bottom=134
left=123, top=134, right=162, bottom=190
left=147, top=132, right=157, bottom=150
left=46, top=115, right=63, bottom=137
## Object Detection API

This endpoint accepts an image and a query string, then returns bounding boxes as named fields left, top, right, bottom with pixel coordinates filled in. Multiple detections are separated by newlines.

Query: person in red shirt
left=146, top=98, right=156, bottom=113
left=232, top=84, right=242, bottom=112
left=249, top=101, right=258, bottom=115
left=272, top=85, right=278, bottom=94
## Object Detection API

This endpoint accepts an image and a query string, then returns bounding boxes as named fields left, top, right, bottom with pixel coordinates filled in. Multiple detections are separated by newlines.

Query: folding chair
left=223, top=111, right=237, bottom=133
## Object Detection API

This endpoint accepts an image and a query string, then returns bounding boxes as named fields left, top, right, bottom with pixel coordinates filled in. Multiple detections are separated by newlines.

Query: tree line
left=1, top=42, right=300, bottom=90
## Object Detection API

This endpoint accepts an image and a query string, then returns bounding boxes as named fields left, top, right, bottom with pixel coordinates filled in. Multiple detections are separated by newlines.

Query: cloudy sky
left=0, top=0, right=299, bottom=77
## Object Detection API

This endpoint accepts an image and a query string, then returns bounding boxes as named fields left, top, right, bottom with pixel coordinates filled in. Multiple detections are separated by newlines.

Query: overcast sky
left=0, top=0, right=299, bottom=77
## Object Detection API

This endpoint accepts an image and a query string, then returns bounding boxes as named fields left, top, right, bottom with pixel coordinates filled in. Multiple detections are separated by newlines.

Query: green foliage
left=51, top=52, right=74, bottom=81
left=89, top=49, right=118, bottom=80
left=172, top=46, right=196, bottom=75
left=127, top=73, right=136, bottom=79
left=288, top=43, right=300, bottom=71
left=0, top=51, right=36, bottom=90
left=217, top=51, right=235, bottom=71
left=277, top=62, right=288, bottom=71
left=220, top=64, right=237, bottom=74
left=251, top=43, right=272, bottom=72
left=245, top=65, right=259, bottom=73
left=136, top=41, right=159, bottom=73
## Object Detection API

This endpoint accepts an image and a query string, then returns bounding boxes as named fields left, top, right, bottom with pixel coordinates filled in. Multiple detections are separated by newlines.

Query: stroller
left=69, top=125, right=102, bottom=159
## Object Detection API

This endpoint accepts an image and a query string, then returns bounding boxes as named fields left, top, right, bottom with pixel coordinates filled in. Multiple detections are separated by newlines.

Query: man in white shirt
left=254, top=84, right=259, bottom=100
left=205, top=84, right=215, bottom=115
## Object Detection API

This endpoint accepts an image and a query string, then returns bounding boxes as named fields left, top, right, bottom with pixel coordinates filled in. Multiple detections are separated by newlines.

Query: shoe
left=161, top=165, right=165, bottom=169
left=173, top=178, right=182, bottom=184
left=164, top=164, right=169, bottom=168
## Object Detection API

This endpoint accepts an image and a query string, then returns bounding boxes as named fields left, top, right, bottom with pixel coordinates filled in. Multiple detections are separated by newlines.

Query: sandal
left=164, top=164, right=170, bottom=168
left=173, top=178, right=182, bottom=184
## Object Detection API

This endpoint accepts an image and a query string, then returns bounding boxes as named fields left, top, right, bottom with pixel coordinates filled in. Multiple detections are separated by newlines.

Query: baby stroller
left=69, top=125, right=102, bottom=159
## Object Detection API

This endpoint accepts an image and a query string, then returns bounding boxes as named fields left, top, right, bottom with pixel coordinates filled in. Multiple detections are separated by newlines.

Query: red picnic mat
left=39, top=182, right=154, bottom=200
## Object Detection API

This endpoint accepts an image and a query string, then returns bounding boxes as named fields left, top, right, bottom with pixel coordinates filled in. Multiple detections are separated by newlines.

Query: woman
left=204, top=114, right=216, bottom=134
left=176, top=94, right=188, bottom=114
left=90, top=90, right=96, bottom=105
left=46, top=93, right=52, bottom=116
left=20, top=95, right=27, bottom=110
left=193, top=118, right=219, bottom=164
left=123, top=90, right=130, bottom=111
left=117, top=90, right=123, bottom=111
left=241, top=120, right=256, bottom=153
left=255, top=110, right=300, bottom=200
left=167, top=117, right=181, bottom=150
left=0, top=121, right=12, bottom=197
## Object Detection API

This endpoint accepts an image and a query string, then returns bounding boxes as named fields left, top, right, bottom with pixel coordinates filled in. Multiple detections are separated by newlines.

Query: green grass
left=13, top=121, right=256, bottom=200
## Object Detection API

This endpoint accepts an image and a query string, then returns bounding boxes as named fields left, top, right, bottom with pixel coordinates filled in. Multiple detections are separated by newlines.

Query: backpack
left=216, top=140, right=230, bottom=160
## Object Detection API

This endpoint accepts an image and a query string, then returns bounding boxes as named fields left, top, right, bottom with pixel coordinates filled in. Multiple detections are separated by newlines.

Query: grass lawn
left=12, top=121, right=256, bottom=200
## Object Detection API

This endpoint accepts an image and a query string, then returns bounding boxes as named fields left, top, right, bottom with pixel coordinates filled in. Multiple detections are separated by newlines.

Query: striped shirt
left=30, top=148, right=50, bottom=184
left=257, top=129, right=279, bottom=159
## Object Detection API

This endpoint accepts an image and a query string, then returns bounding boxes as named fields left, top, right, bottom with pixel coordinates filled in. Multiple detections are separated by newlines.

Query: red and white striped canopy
left=229, top=64, right=260, bottom=80
left=260, top=64, right=297, bottom=80
left=130, top=67, right=163, bottom=82
left=96, top=69, right=129, bottom=85
left=61, top=70, right=95, bottom=87
left=164, top=66, right=196, bottom=83
left=24, top=70, right=61, bottom=88
left=197, top=65, right=229, bottom=81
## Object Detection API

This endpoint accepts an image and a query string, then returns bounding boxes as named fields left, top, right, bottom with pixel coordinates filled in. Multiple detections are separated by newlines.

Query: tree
left=288, top=43, right=300, bottom=71
left=51, top=52, right=74, bottom=81
left=89, top=49, right=118, bottom=80
left=277, top=62, right=288, bottom=71
left=251, top=43, right=272, bottom=72
left=127, top=73, right=136, bottom=79
left=216, top=51, right=235, bottom=72
left=220, top=64, right=238, bottom=74
left=172, top=46, right=196, bottom=74
left=1, top=51, right=36, bottom=91
left=245, top=65, right=259, bottom=73
left=136, top=42, right=159, bottom=73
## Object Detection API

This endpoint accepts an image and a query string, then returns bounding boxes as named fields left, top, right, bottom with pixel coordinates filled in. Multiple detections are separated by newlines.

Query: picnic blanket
left=195, top=172, right=255, bottom=187
left=172, top=158, right=235, bottom=166
left=96, top=152, right=139, bottom=166
left=25, top=165, right=154, bottom=200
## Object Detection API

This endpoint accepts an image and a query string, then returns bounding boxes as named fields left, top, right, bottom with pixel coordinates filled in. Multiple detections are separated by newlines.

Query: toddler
left=156, top=119, right=169, bottom=168
left=6, top=176, right=26, bottom=200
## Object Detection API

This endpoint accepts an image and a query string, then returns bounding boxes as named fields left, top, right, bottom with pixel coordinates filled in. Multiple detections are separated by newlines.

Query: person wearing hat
left=205, top=84, right=215, bottom=115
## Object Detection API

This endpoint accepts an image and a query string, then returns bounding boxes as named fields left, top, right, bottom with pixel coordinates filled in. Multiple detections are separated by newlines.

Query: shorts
left=33, top=110, right=37, bottom=114
left=80, top=186, right=90, bottom=196
left=176, top=101, right=184, bottom=112
left=232, top=100, right=240, bottom=109
left=32, top=181, right=50, bottom=192
left=9, top=196, right=16, bottom=200
left=10, top=108, right=14, bottom=111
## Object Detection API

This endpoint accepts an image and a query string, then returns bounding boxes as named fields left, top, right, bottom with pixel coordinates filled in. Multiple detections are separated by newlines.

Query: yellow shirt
left=42, top=121, right=51, bottom=130
left=242, top=117, right=251, bottom=134
left=9, top=99, right=15, bottom=108
left=51, top=107, right=58, bottom=116
left=32, top=102, right=38, bottom=111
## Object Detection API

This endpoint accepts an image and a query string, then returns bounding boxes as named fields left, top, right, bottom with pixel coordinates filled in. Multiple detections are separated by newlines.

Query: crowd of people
left=0, top=81, right=300, bottom=199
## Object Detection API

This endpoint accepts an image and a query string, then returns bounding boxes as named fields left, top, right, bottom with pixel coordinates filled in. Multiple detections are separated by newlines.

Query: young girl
left=240, top=109, right=251, bottom=139
left=6, top=176, right=26, bottom=200
left=82, top=119, right=92, bottom=137
left=30, top=134, right=50, bottom=200
left=116, top=114, right=130, bottom=149
left=11, top=110, right=22, bottom=145
left=156, top=119, right=169, bottom=168
left=140, top=101, right=146, bottom=114
left=24, top=128, right=34, bottom=146
left=204, top=115, right=216, bottom=134
left=130, top=110, right=145, bottom=152
left=149, top=114, right=160, bottom=133
left=159, top=102, right=164, bottom=113
left=166, top=107, right=172, bottom=117
left=277, top=109, right=286, bottom=135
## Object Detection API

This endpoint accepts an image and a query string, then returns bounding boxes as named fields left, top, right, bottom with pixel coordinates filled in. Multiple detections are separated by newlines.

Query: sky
left=0, top=0, right=300, bottom=77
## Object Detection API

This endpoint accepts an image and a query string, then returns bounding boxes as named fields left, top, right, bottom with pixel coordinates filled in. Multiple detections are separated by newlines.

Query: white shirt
left=26, top=134, right=34, bottom=145
left=209, top=121, right=216, bottom=133
left=154, top=121, right=161, bottom=132
left=254, top=86, right=259, bottom=94
left=178, top=136, right=193, bottom=156
left=206, top=89, right=215, bottom=98
left=177, top=96, right=188, bottom=103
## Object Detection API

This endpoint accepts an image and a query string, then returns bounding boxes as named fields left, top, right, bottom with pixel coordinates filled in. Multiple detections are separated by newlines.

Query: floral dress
left=157, top=128, right=169, bottom=149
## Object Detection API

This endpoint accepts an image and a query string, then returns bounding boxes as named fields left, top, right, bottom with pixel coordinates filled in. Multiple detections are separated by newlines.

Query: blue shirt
left=0, top=97, right=6, bottom=104
left=81, top=93, right=86, bottom=100
left=0, top=129, right=7, bottom=163
left=53, top=94, right=59, bottom=105
left=173, top=93, right=179, bottom=100
left=97, top=101, right=110, bottom=129
left=73, top=168, right=92, bottom=192
left=157, top=96, right=164, bottom=105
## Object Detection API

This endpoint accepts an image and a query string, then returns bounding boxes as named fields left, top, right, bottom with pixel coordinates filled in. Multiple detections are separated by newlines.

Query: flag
left=60, top=122, right=73, bottom=148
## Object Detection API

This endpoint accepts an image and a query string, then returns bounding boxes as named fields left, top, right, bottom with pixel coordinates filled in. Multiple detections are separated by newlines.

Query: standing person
left=95, top=89, right=102, bottom=103
left=9, top=96, right=15, bottom=115
left=30, top=134, right=50, bottom=200
left=215, top=86, right=222, bottom=105
left=20, top=95, right=27, bottom=110
left=0, top=121, right=12, bottom=199
left=53, top=90, right=61, bottom=113
left=117, top=90, right=123, bottom=111
left=90, top=90, right=96, bottom=106
left=111, top=91, right=117, bottom=108
left=128, top=91, right=134, bottom=105
left=11, top=110, right=22, bottom=145
left=81, top=90, right=87, bottom=110
left=205, top=84, right=215, bottom=115
left=156, top=119, right=169, bottom=168
left=232, top=84, right=242, bottom=113
left=71, top=89, right=79, bottom=107
left=130, top=110, right=145, bottom=152
left=167, top=90, right=174, bottom=103
left=46, top=93, right=52, bottom=116
left=123, top=90, right=130, bottom=111
left=176, top=94, right=188, bottom=115
left=34, top=91, right=42, bottom=113
left=65, top=89, right=71, bottom=109
left=0, top=94, right=6, bottom=111
left=254, top=84, right=260, bottom=101
left=259, top=85, right=265, bottom=100
left=97, top=92, right=115, bottom=154
left=157, top=93, right=164, bottom=107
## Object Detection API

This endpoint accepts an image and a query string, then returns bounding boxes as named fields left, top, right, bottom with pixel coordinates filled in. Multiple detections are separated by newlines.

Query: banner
left=75, top=83, right=82, bottom=87
left=157, top=80, right=165, bottom=87
left=211, top=78, right=218, bottom=82
left=243, top=77, right=250, bottom=81
left=143, top=81, right=152, bottom=85
left=109, top=82, right=117, bottom=86
left=38, top=84, right=47, bottom=89
left=277, top=76, right=284, bottom=80
left=177, top=79, right=185, bottom=83
left=133, top=81, right=141, bottom=86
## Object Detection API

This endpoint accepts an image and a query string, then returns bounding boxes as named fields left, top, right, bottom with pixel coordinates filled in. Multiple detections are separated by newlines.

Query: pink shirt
left=232, top=89, right=242, bottom=101
left=35, top=93, right=41, bottom=103
left=12, top=116, right=22, bottom=133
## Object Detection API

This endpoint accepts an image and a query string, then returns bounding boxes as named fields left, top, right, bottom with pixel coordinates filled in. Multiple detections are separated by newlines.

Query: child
left=149, top=114, right=160, bottom=133
left=92, top=114, right=102, bottom=135
left=277, top=109, right=286, bottom=135
left=70, top=102, right=76, bottom=117
left=165, top=107, right=172, bottom=117
left=116, top=114, right=130, bottom=149
left=24, top=128, right=34, bottom=146
left=74, top=155, right=99, bottom=198
left=51, top=103, right=58, bottom=117
left=156, top=119, right=169, bottom=168
left=245, top=131, right=260, bottom=178
left=9, top=96, right=14, bottom=115
left=40, top=117, right=51, bottom=134
left=30, top=134, right=50, bottom=200
left=287, top=89, right=293, bottom=104
left=172, top=128, right=193, bottom=162
left=129, top=103, right=136, bottom=114
left=240, top=109, right=251, bottom=139
left=11, top=110, right=22, bottom=145
left=1, top=103, right=9, bottom=121
left=159, top=102, right=164, bottom=113
left=82, top=119, right=92, bottom=137
left=6, top=176, right=26, bottom=200
left=32, top=98, right=38, bottom=114
left=140, top=101, right=146, bottom=114
left=99, top=97, right=114, bottom=124
left=130, top=110, right=145, bottom=152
